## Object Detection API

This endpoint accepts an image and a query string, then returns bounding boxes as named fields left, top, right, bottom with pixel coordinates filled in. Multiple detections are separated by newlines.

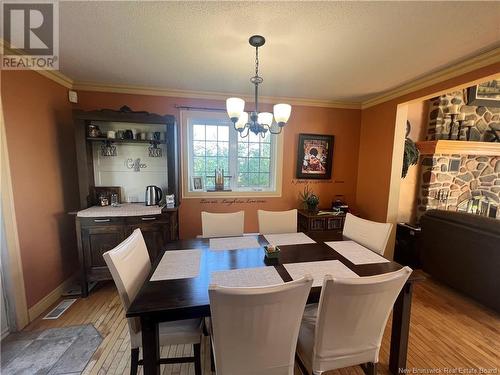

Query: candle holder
left=446, top=113, right=458, bottom=140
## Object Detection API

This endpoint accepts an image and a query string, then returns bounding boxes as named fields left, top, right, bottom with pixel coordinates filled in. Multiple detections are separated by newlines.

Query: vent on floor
left=43, top=299, right=77, bottom=320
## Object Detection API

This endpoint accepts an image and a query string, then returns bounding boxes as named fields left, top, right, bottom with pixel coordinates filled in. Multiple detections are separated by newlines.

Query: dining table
left=127, top=231, right=423, bottom=375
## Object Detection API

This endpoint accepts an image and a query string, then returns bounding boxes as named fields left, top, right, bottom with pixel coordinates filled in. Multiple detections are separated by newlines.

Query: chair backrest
left=257, top=209, right=297, bottom=234
left=312, top=267, right=412, bottom=371
left=103, top=229, right=151, bottom=334
left=209, top=276, right=313, bottom=375
left=342, top=213, right=393, bottom=255
left=201, top=211, right=244, bottom=238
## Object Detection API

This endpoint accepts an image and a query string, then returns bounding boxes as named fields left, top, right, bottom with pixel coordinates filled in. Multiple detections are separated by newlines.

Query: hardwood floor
left=22, top=277, right=500, bottom=375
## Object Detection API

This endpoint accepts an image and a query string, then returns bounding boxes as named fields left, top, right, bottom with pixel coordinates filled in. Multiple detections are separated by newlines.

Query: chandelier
left=226, top=35, right=292, bottom=138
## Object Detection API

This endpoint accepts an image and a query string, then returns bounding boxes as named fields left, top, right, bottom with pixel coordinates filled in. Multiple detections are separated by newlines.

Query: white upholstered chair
left=103, top=229, right=203, bottom=375
left=257, top=209, right=298, bottom=234
left=209, top=276, right=313, bottom=375
left=201, top=211, right=245, bottom=238
left=296, top=267, right=412, bottom=375
left=342, top=213, right=393, bottom=255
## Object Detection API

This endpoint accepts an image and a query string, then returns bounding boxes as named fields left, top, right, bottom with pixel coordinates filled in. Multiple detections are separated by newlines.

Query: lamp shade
left=258, top=112, right=274, bottom=127
left=226, top=98, right=245, bottom=120
left=235, top=112, right=248, bottom=129
left=273, top=103, right=291, bottom=124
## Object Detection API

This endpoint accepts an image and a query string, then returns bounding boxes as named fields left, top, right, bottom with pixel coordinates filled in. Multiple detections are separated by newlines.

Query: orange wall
left=356, top=62, right=500, bottom=222
left=75, top=91, right=361, bottom=238
left=1, top=70, right=79, bottom=308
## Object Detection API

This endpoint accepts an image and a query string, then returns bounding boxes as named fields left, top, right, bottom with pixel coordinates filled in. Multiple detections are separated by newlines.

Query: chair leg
left=210, top=340, right=215, bottom=372
left=362, top=362, right=377, bottom=375
left=193, top=343, right=202, bottom=375
left=130, top=348, right=139, bottom=375
left=295, top=353, right=310, bottom=375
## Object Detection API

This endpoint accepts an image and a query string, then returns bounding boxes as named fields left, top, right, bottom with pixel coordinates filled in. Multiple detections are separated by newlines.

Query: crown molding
left=1, top=39, right=74, bottom=89
left=361, top=46, right=500, bottom=109
left=72, top=81, right=361, bottom=109
left=3, top=35, right=498, bottom=111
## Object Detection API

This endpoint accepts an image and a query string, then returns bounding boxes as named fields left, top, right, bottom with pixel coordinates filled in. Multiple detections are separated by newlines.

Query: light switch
left=68, top=90, right=78, bottom=103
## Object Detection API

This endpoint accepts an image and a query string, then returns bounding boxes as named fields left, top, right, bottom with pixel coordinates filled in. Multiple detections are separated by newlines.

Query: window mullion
left=229, top=127, right=238, bottom=191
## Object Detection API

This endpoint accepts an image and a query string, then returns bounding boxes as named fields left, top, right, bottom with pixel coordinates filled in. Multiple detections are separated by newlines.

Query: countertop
left=77, top=203, right=164, bottom=217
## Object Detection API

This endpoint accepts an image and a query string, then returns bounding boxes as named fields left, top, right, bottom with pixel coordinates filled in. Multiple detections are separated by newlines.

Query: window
left=183, top=111, right=282, bottom=197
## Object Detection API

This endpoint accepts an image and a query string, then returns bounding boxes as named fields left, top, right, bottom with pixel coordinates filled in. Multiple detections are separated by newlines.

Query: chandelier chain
left=255, top=47, right=259, bottom=78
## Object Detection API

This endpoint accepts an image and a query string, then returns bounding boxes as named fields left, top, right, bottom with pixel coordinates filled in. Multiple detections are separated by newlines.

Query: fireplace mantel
left=416, top=140, right=500, bottom=156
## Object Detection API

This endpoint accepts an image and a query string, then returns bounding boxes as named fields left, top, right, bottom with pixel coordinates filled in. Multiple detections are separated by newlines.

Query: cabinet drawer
left=79, top=217, right=125, bottom=227
left=125, top=215, right=168, bottom=225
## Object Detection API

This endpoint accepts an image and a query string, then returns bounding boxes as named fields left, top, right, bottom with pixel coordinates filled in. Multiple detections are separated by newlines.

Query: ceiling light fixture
left=226, top=35, right=291, bottom=138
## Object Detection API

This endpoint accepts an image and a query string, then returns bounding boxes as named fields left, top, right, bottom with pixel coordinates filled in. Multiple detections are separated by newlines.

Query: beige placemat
left=150, top=249, right=201, bottom=281
left=284, top=260, right=359, bottom=287
left=263, top=232, right=316, bottom=246
left=326, top=241, right=390, bottom=264
left=209, top=236, right=261, bottom=251
left=210, top=267, right=284, bottom=287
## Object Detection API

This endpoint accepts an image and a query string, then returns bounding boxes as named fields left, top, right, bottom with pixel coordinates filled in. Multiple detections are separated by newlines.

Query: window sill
left=182, top=190, right=282, bottom=199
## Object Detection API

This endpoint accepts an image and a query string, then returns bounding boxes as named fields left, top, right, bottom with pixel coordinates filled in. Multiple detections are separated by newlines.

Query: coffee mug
left=107, top=130, right=116, bottom=139
left=124, top=130, right=133, bottom=139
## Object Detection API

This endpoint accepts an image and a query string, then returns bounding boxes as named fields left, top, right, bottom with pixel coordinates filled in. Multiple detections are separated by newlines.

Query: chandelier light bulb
left=273, top=103, right=292, bottom=125
left=257, top=112, right=274, bottom=127
left=226, top=97, right=245, bottom=121
left=235, top=112, right=249, bottom=130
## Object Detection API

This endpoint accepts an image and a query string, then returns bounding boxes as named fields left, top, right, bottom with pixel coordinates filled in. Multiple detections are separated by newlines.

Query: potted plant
left=402, top=121, right=420, bottom=178
left=299, top=185, right=320, bottom=212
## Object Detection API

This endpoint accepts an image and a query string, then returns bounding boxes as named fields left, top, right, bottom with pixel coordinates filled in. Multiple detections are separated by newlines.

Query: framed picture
left=467, top=79, right=500, bottom=108
left=192, top=176, right=204, bottom=191
left=296, top=133, right=334, bottom=179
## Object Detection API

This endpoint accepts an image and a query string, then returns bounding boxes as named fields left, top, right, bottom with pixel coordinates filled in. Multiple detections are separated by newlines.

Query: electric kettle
left=145, top=185, right=162, bottom=206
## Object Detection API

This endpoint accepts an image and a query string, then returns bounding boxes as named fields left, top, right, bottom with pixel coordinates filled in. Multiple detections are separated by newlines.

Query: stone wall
left=426, top=90, right=500, bottom=141
left=416, top=154, right=500, bottom=221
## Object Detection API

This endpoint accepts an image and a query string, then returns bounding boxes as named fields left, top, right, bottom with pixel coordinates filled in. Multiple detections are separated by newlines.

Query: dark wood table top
left=127, top=232, right=420, bottom=320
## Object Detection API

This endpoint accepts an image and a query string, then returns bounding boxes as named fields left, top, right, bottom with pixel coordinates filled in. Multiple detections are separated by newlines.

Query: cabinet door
left=82, top=225, right=125, bottom=273
left=126, top=223, right=168, bottom=262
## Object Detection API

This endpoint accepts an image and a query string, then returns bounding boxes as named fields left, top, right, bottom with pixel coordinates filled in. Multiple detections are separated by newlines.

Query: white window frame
left=181, top=110, right=283, bottom=198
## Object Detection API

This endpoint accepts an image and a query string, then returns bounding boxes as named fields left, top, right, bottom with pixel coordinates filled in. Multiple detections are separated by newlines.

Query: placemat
left=150, top=249, right=201, bottom=281
left=263, top=232, right=316, bottom=246
left=210, top=267, right=284, bottom=287
left=325, top=241, right=390, bottom=264
left=209, top=236, right=260, bottom=251
left=284, top=260, right=359, bottom=287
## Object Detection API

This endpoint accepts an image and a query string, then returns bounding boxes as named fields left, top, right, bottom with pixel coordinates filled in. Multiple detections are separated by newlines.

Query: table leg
left=141, top=316, right=160, bottom=375
left=389, top=282, right=414, bottom=374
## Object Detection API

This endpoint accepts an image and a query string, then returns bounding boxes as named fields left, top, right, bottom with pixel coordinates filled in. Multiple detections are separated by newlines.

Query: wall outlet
left=68, top=90, right=78, bottom=103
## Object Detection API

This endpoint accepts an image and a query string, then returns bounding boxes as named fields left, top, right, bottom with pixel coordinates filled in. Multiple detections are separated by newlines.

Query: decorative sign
left=200, top=198, right=267, bottom=205
left=125, top=158, right=147, bottom=172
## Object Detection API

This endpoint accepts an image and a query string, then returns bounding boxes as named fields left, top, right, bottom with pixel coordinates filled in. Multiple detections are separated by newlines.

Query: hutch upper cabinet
left=73, top=106, right=180, bottom=296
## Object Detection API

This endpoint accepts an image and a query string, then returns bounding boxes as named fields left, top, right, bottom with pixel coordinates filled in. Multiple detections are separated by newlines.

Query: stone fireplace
left=416, top=142, right=499, bottom=221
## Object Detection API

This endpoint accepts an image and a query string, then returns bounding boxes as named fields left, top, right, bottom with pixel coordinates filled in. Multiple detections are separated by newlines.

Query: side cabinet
left=76, top=210, right=178, bottom=297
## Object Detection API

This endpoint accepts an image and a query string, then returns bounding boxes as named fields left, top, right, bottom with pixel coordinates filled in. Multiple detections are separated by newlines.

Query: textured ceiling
left=59, top=1, right=500, bottom=102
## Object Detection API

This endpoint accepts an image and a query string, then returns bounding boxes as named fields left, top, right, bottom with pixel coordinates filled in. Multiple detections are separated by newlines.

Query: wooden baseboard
left=27, top=276, right=76, bottom=322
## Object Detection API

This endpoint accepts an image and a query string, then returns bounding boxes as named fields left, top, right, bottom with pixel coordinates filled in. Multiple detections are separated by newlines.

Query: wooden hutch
left=74, top=107, right=180, bottom=296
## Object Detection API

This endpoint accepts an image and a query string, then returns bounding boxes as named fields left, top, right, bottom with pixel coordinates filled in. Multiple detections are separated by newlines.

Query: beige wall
left=397, top=101, right=428, bottom=224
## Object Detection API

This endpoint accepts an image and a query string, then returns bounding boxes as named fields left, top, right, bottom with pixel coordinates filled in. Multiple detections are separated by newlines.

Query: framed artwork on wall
left=467, top=79, right=500, bottom=108
left=296, top=133, right=334, bottom=179
left=192, top=176, right=204, bottom=191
